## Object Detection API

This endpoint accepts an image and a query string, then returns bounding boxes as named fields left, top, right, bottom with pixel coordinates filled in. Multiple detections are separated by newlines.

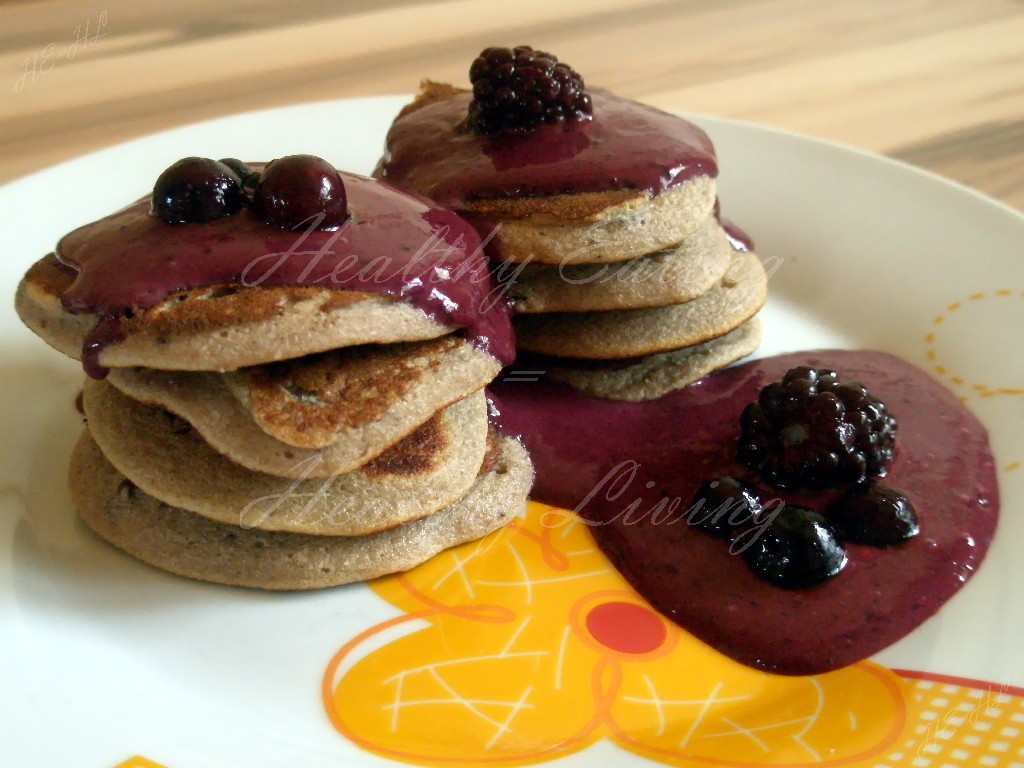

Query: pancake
left=15, top=254, right=450, bottom=371
left=70, top=429, right=533, bottom=590
left=513, top=250, right=767, bottom=359
left=376, top=81, right=716, bottom=265
left=508, top=216, right=733, bottom=314
left=469, top=179, right=715, bottom=265
left=223, top=335, right=499, bottom=449
left=543, top=317, right=762, bottom=401
left=82, top=380, right=488, bottom=536
left=106, top=337, right=498, bottom=478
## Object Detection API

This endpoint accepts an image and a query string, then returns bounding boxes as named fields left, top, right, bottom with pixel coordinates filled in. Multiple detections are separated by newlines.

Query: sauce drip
left=490, top=350, right=999, bottom=674
left=712, top=199, right=752, bottom=252
left=374, top=89, right=718, bottom=211
left=56, top=172, right=514, bottom=377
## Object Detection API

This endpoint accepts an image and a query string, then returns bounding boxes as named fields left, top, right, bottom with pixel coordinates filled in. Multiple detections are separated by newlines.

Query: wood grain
left=2, top=0, right=1022, bottom=210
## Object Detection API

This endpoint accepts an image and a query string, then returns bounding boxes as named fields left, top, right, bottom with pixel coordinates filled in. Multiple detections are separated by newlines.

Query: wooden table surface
left=2, top=0, right=1023, bottom=210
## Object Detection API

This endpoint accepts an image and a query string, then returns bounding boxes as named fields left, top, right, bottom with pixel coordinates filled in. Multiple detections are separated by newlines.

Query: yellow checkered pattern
left=875, top=677, right=1024, bottom=768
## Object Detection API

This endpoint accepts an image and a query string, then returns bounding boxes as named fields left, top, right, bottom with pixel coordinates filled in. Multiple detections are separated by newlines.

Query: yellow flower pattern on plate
left=112, top=506, right=1024, bottom=767
left=323, top=502, right=920, bottom=766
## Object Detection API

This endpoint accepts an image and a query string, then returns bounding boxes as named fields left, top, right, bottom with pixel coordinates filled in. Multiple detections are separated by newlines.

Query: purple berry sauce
left=55, top=170, right=513, bottom=378
left=490, top=350, right=999, bottom=675
left=374, top=88, right=717, bottom=213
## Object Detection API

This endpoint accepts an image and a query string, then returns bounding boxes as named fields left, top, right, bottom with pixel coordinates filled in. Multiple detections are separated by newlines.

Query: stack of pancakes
left=506, top=202, right=766, bottom=401
left=376, top=82, right=766, bottom=401
left=15, top=255, right=533, bottom=590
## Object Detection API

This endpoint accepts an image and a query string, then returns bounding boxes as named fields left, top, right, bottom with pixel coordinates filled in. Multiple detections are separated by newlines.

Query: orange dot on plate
left=585, top=601, right=667, bottom=655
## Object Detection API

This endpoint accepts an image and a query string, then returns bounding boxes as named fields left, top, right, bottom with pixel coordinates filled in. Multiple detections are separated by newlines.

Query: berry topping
left=251, top=154, right=348, bottom=230
left=829, top=480, right=920, bottom=546
left=467, top=45, right=593, bottom=134
left=743, top=505, right=847, bottom=589
left=738, top=366, right=897, bottom=489
left=151, top=157, right=244, bottom=225
left=690, top=476, right=762, bottom=537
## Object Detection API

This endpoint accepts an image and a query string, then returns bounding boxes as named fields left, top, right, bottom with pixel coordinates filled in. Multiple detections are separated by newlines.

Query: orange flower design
left=322, top=502, right=921, bottom=766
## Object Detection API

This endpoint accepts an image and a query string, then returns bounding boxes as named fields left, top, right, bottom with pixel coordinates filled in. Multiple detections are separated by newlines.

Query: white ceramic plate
left=1, top=97, right=1022, bottom=768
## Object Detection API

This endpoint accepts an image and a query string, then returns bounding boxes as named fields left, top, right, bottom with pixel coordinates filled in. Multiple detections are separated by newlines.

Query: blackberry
left=743, top=505, right=847, bottom=589
left=738, top=366, right=897, bottom=489
left=689, top=476, right=762, bottom=537
left=151, top=157, right=244, bottom=225
left=828, top=480, right=919, bottom=546
left=467, top=45, right=593, bottom=134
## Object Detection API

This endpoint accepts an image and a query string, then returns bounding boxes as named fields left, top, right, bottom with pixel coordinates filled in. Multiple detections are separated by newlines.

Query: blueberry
left=828, top=480, right=919, bottom=546
left=219, top=158, right=260, bottom=191
left=251, top=155, right=348, bottom=231
left=743, top=505, right=847, bottom=589
left=689, top=476, right=762, bottom=537
left=218, top=157, right=251, bottom=180
left=151, top=157, right=244, bottom=224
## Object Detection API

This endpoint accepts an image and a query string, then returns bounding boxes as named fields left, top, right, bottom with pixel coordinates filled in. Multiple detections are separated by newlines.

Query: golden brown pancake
left=106, top=336, right=498, bottom=478
left=513, top=250, right=767, bottom=359
left=15, top=254, right=450, bottom=371
left=508, top=216, right=733, bottom=314
left=70, top=429, right=533, bottom=591
left=544, top=317, right=762, bottom=401
left=82, top=380, right=489, bottom=536
left=377, top=81, right=716, bottom=265
left=469, top=180, right=715, bottom=265
left=225, top=335, right=498, bottom=449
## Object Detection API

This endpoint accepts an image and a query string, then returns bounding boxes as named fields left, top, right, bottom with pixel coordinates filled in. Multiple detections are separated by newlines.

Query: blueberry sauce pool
left=374, top=88, right=717, bottom=211
left=56, top=170, right=513, bottom=377
left=490, top=350, right=999, bottom=675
